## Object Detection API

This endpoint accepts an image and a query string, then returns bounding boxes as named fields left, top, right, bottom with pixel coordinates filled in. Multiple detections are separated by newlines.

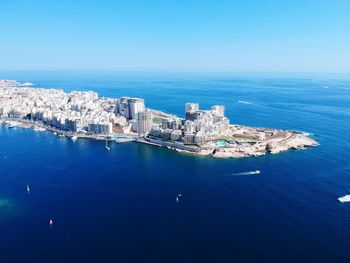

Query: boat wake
left=229, top=170, right=261, bottom=176
left=238, top=100, right=261, bottom=107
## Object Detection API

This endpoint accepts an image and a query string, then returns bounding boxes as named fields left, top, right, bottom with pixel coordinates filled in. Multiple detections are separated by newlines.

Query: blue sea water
left=0, top=71, right=350, bottom=262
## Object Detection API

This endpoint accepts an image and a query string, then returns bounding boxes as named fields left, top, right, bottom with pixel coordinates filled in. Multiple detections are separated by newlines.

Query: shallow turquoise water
left=216, top=141, right=226, bottom=146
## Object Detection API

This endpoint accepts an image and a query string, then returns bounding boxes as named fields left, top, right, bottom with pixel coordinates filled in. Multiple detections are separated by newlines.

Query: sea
left=0, top=71, right=349, bottom=262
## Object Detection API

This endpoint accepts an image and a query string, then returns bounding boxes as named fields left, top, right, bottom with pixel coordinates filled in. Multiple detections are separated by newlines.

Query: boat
left=34, top=127, right=46, bottom=132
left=6, top=121, right=19, bottom=129
left=338, top=195, right=350, bottom=203
left=26, top=185, right=30, bottom=193
left=176, top=193, right=182, bottom=203
left=71, top=136, right=78, bottom=141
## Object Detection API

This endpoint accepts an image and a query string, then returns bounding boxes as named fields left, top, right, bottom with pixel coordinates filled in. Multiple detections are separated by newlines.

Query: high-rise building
left=129, top=98, right=145, bottom=120
left=136, top=110, right=153, bottom=134
left=116, top=97, right=145, bottom=120
left=116, top=97, right=130, bottom=118
left=185, top=103, right=199, bottom=113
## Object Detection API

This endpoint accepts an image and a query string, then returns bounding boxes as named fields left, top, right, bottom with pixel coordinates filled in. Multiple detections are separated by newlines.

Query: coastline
left=0, top=118, right=318, bottom=159
left=0, top=80, right=318, bottom=159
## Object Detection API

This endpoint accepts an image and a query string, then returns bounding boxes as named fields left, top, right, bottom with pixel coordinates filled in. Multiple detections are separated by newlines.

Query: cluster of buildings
left=115, top=97, right=153, bottom=134
left=0, top=81, right=230, bottom=145
left=148, top=103, right=229, bottom=145
left=0, top=80, right=318, bottom=158
left=0, top=82, right=156, bottom=136
left=0, top=86, right=118, bottom=134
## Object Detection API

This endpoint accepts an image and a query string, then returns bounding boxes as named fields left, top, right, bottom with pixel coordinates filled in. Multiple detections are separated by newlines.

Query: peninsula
left=0, top=80, right=317, bottom=158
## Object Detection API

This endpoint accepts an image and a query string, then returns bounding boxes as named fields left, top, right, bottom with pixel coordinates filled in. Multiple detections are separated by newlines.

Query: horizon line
left=0, top=69, right=350, bottom=75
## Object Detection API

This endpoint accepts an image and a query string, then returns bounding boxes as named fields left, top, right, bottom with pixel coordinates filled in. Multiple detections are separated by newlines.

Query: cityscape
left=1, top=79, right=317, bottom=158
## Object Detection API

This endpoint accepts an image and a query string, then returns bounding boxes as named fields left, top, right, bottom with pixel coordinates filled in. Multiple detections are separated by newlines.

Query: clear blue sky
left=1, top=0, right=350, bottom=73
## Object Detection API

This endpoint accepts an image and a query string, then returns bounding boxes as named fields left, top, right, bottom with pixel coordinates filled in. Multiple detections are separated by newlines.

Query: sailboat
left=105, top=140, right=110, bottom=151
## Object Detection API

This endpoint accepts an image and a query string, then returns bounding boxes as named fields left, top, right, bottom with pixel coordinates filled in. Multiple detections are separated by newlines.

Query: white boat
left=338, top=195, right=350, bottom=203
left=34, top=127, right=46, bottom=132
left=71, top=136, right=78, bottom=140
left=7, top=121, right=18, bottom=129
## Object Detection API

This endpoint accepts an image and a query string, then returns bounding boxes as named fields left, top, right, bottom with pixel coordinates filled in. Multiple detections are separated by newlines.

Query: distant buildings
left=149, top=103, right=229, bottom=145
left=0, top=84, right=117, bottom=135
left=0, top=81, right=230, bottom=141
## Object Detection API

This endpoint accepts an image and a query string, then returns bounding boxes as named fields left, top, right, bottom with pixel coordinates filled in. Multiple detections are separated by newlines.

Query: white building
left=211, top=105, right=225, bottom=117
left=129, top=98, right=145, bottom=120
left=185, top=103, right=199, bottom=113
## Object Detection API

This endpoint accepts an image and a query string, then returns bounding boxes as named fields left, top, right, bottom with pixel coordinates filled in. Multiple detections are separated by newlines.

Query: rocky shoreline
left=139, top=126, right=318, bottom=158
left=211, top=130, right=317, bottom=158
